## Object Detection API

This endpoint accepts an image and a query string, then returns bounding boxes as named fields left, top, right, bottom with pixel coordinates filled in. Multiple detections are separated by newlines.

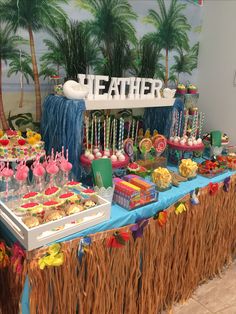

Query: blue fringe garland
left=41, top=95, right=86, bottom=179
left=143, top=98, right=184, bottom=137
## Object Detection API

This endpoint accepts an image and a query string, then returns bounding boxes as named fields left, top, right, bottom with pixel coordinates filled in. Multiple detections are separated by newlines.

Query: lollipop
left=2, top=162, right=14, bottom=201
left=152, top=135, right=167, bottom=156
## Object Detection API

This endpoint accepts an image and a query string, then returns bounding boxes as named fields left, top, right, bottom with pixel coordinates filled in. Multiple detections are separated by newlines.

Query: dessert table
left=1, top=167, right=236, bottom=314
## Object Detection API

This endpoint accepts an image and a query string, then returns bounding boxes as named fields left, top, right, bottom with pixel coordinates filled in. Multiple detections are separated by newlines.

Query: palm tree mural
left=77, top=0, right=137, bottom=77
left=7, top=53, right=33, bottom=108
left=0, top=0, right=68, bottom=122
left=0, top=24, right=24, bottom=130
left=132, top=36, right=162, bottom=78
left=144, top=0, right=191, bottom=86
left=170, top=43, right=199, bottom=83
left=46, top=20, right=101, bottom=80
left=40, top=39, right=64, bottom=77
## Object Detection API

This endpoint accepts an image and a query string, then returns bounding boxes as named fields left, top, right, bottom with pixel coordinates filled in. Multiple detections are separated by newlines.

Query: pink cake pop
left=31, top=155, right=46, bottom=192
left=46, top=157, right=59, bottom=187
left=58, top=148, right=72, bottom=183
left=2, top=162, right=14, bottom=201
left=15, top=161, right=29, bottom=196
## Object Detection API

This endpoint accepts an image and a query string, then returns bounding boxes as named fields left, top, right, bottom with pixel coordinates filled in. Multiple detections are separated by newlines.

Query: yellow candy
left=27, top=137, right=37, bottom=145
left=0, top=130, right=3, bottom=138
left=34, top=133, right=41, bottom=141
left=152, top=167, right=172, bottom=189
left=179, top=159, right=198, bottom=178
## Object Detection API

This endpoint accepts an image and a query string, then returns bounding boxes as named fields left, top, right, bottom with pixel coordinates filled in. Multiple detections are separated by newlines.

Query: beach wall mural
left=0, top=0, right=203, bottom=130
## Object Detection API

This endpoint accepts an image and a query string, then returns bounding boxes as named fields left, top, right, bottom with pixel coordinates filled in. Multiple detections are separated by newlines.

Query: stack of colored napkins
left=113, top=175, right=158, bottom=210
left=123, top=175, right=157, bottom=204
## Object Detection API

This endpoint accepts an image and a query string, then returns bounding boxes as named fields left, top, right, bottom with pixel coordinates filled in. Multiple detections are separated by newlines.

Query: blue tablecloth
left=0, top=168, right=234, bottom=314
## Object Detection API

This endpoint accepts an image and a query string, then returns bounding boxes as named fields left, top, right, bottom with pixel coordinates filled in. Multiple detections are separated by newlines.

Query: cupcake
left=66, top=204, right=84, bottom=215
left=44, top=186, right=61, bottom=198
left=176, top=84, right=187, bottom=95
left=188, top=84, right=198, bottom=94
left=23, top=216, right=40, bottom=228
left=44, top=210, right=65, bottom=223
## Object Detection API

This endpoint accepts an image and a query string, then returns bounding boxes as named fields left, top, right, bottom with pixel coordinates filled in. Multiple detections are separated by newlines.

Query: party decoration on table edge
left=11, top=243, right=25, bottom=274
left=175, top=202, right=188, bottom=215
left=153, top=211, right=168, bottom=227
left=106, top=231, right=130, bottom=248
left=130, top=219, right=149, bottom=240
left=38, top=243, right=64, bottom=270
left=78, top=237, right=92, bottom=263
left=223, top=177, right=230, bottom=192
left=208, top=182, right=219, bottom=196
left=0, top=241, right=10, bottom=268
left=190, top=188, right=200, bottom=205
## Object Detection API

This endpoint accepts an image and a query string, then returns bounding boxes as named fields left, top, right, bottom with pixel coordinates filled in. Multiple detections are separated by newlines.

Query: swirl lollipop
left=2, top=162, right=14, bottom=201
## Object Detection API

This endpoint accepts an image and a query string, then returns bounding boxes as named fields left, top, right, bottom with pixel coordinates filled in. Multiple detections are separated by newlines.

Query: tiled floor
left=170, top=261, right=236, bottom=314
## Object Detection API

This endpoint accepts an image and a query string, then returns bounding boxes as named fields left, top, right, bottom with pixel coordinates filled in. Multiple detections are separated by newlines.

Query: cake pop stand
left=80, top=152, right=130, bottom=169
left=167, top=140, right=205, bottom=164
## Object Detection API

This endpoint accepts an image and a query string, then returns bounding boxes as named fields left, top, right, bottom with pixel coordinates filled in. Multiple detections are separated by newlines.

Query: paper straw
left=131, top=119, right=135, bottom=141
left=121, top=118, right=124, bottom=151
left=98, top=117, right=101, bottom=149
left=178, top=111, right=182, bottom=137
left=194, top=113, right=198, bottom=138
left=103, top=118, right=106, bottom=151
left=118, top=118, right=122, bottom=151
left=127, top=119, right=131, bottom=138
left=174, top=111, right=179, bottom=137
left=198, top=112, right=205, bottom=138
left=191, top=112, right=197, bottom=137
left=94, top=115, right=97, bottom=148
left=135, top=120, right=139, bottom=145
left=106, top=116, right=110, bottom=150
left=183, top=110, right=189, bottom=137
left=85, top=116, right=89, bottom=151
left=113, top=119, right=116, bottom=153
left=91, top=117, right=94, bottom=152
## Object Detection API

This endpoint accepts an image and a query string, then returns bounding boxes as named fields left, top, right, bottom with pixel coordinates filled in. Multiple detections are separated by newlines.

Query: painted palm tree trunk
left=0, top=61, right=9, bottom=130
left=28, top=27, right=41, bottom=122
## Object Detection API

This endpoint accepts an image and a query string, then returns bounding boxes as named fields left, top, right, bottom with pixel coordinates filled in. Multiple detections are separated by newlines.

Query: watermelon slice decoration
left=82, top=188, right=95, bottom=195
left=43, top=200, right=61, bottom=208
left=138, top=166, right=147, bottom=173
left=18, top=138, right=26, bottom=146
left=22, top=191, right=39, bottom=200
left=59, top=192, right=75, bottom=200
left=66, top=181, right=82, bottom=188
left=6, top=129, right=18, bottom=137
left=44, top=186, right=60, bottom=197
left=127, top=162, right=140, bottom=173
left=19, top=202, right=41, bottom=212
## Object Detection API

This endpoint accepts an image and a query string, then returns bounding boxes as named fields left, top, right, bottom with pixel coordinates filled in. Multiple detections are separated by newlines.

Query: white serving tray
left=0, top=187, right=111, bottom=251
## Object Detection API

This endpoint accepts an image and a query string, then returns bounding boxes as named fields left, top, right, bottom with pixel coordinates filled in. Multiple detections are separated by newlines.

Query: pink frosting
left=46, top=162, right=59, bottom=175
left=60, top=160, right=72, bottom=172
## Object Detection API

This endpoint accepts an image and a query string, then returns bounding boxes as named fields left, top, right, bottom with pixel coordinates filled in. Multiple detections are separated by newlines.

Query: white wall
left=198, top=0, right=236, bottom=143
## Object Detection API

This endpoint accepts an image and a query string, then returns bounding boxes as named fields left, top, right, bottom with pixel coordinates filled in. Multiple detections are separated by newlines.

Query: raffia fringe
left=1, top=175, right=236, bottom=313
